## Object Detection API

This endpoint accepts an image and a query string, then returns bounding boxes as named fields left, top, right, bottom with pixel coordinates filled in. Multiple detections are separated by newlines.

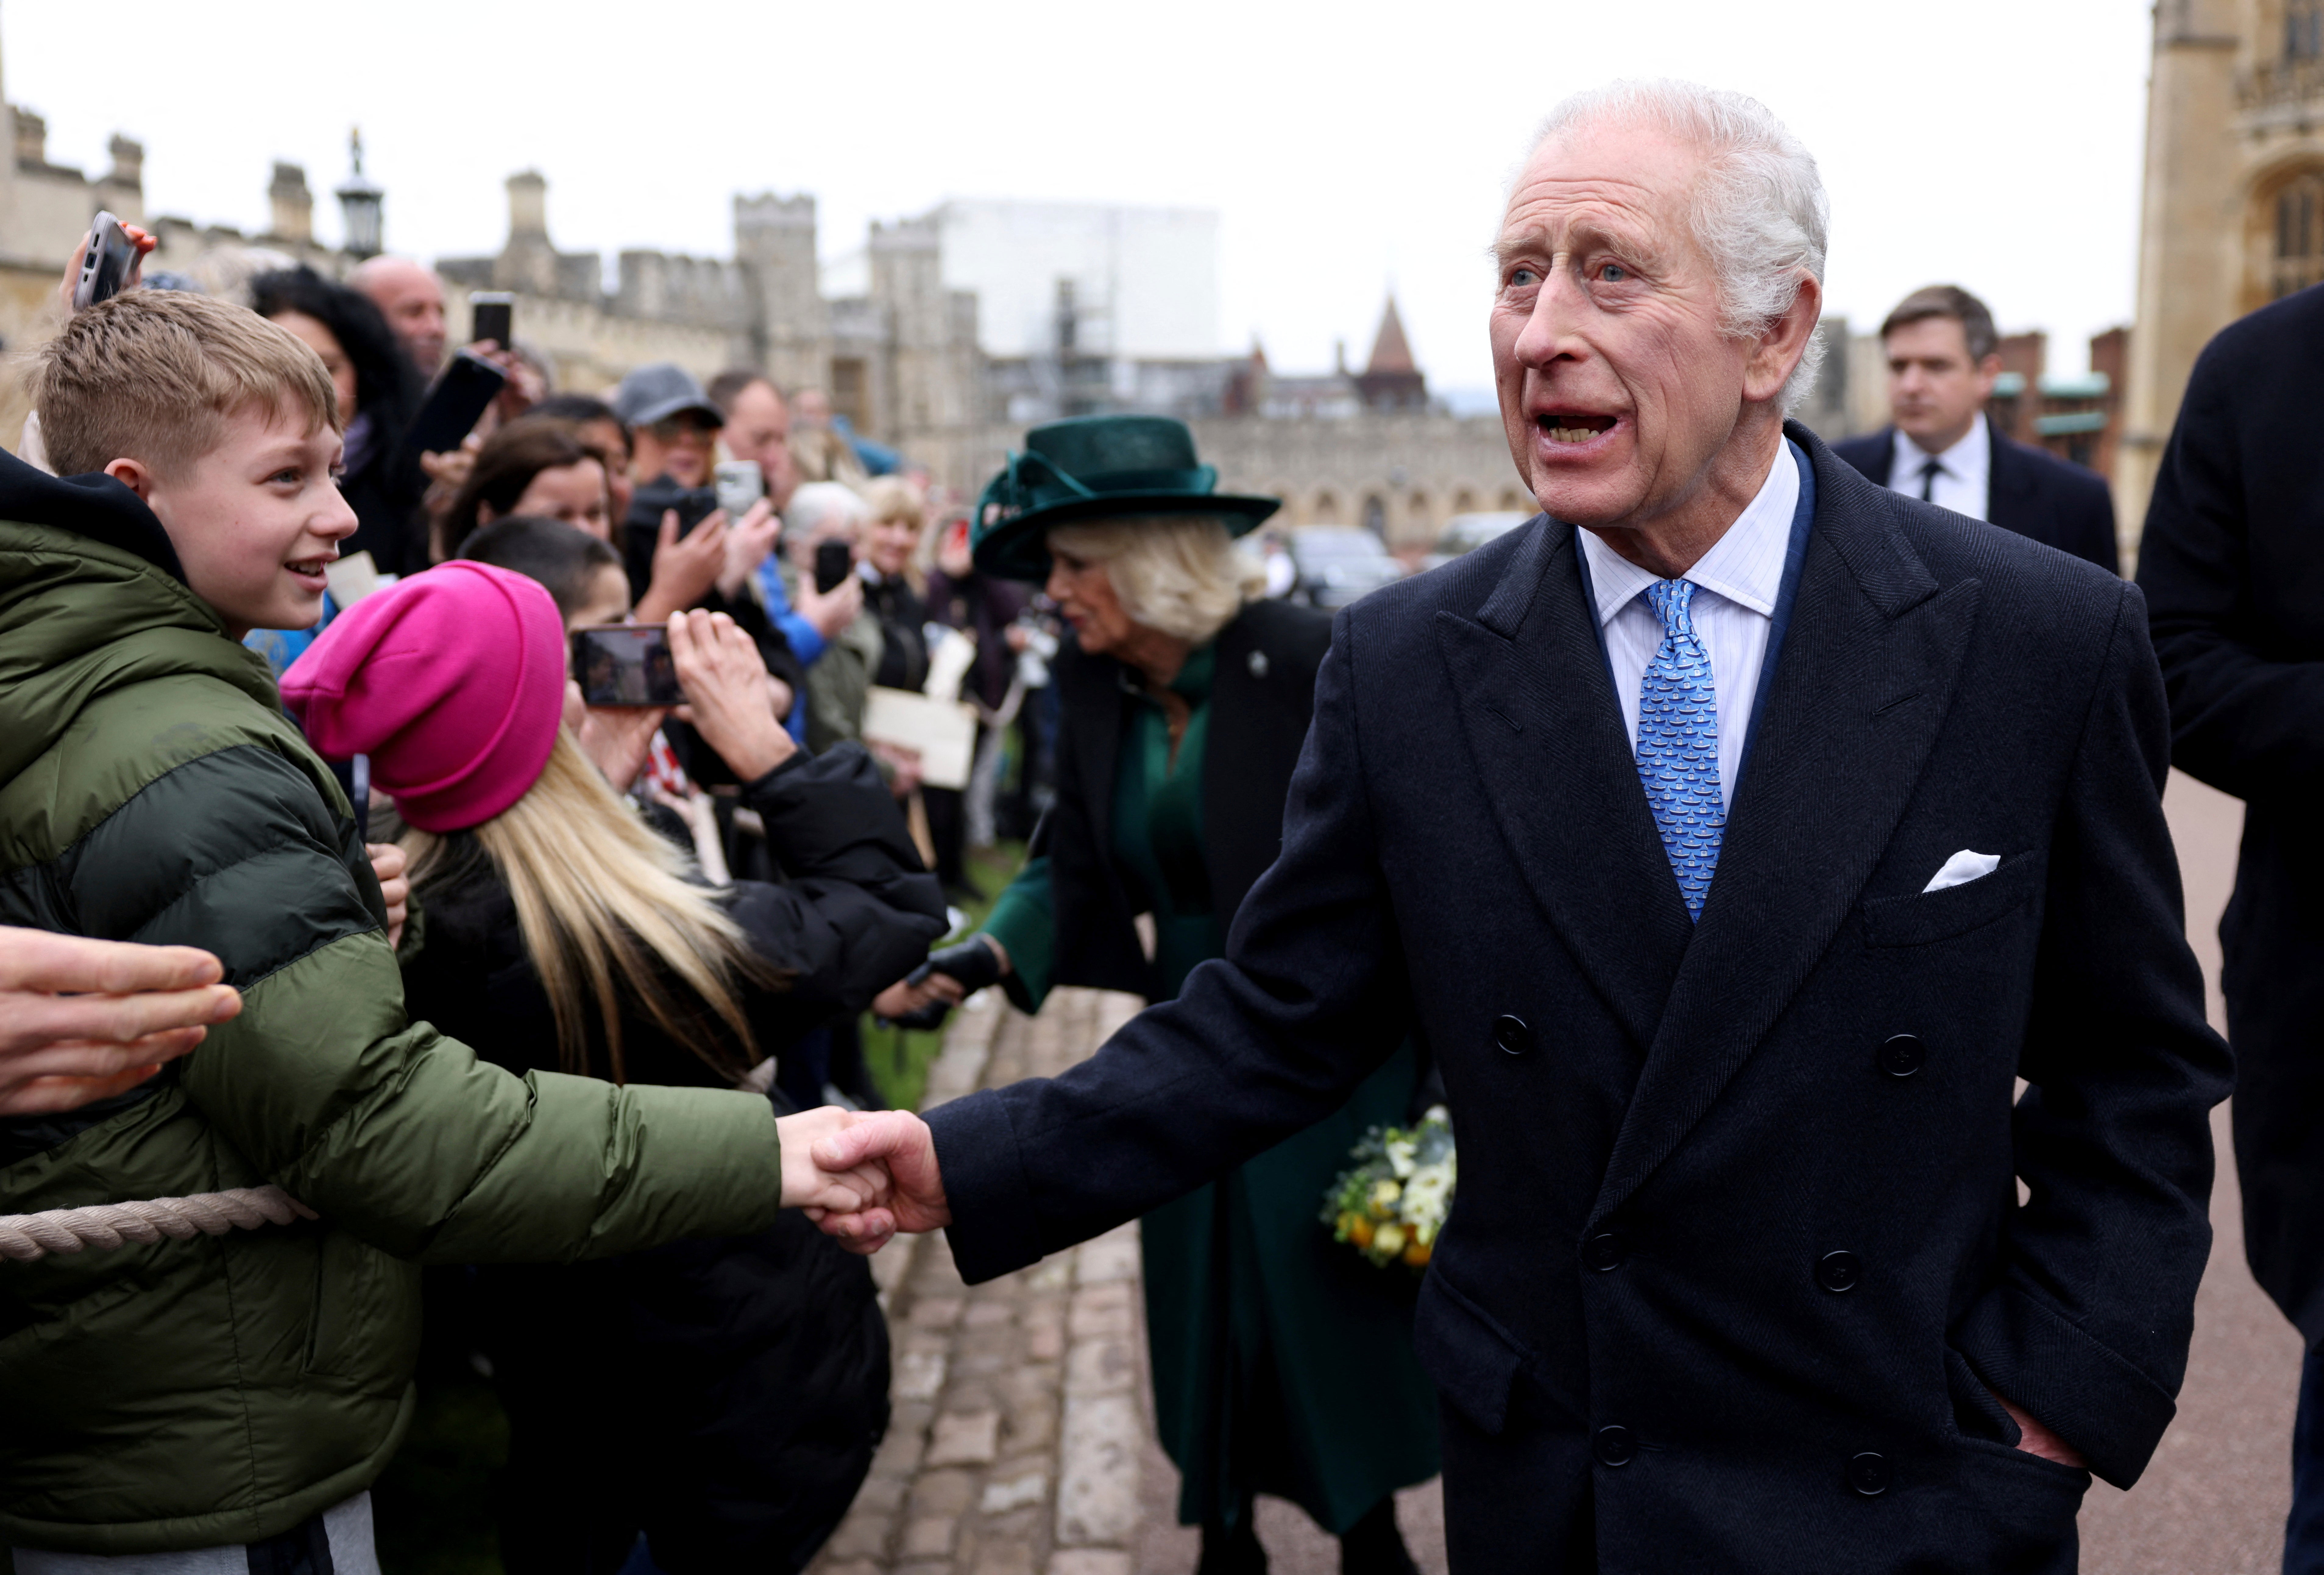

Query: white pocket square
left=1923, top=849, right=2000, bottom=894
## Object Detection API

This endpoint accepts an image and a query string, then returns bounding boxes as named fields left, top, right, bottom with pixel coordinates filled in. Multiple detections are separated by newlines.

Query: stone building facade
left=2118, top=0, right=2324, bottom=556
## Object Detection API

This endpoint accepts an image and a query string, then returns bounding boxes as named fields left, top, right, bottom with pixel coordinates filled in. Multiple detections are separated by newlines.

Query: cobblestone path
left=813, top=986, right=1450, bottom=1575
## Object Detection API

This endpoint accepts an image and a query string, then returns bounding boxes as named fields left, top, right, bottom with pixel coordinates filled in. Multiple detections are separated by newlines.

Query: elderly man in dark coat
left=812, top=80, right=2229, bottom=1574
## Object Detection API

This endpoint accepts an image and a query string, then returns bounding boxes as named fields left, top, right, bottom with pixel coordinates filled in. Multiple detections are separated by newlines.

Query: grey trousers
left=12, top=1493, right=377, bottom=1575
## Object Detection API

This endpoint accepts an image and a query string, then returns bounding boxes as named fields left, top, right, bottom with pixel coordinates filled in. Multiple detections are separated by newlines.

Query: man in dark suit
left=2135, top=280, right=2324, bottom=1570
left=812, top=81, right=2228, bottom=1573
left=1832, top=285, right=2119, bottom=572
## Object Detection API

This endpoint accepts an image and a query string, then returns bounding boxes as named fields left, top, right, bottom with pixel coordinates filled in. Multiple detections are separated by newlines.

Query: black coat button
left=1492, top=1014, right=1533, bottom=1056
left=1596, top=1425, right=1636, bottom=1467
left=1879, top=1034, right=1925, bottom=1078
left=1817, top=1250, right=1862, bottom=1293
left=1583, top=1232, right=1624, bottom=1272
left=1848, top=1451, right=1890, bottom=1496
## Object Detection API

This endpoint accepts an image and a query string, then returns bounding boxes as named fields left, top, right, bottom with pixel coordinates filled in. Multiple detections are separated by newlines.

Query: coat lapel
left=1591, top=465, right=1979, bottom=1221
left=1436, top=519, right=1695, bottom=1054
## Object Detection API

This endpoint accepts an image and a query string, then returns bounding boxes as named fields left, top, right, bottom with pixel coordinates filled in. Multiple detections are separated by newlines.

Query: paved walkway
left=817, top=771, right=2293, bottom=1575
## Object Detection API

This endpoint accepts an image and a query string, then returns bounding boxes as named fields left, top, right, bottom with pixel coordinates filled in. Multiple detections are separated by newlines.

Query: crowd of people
left=7, top=70, right=2324, bottom=1575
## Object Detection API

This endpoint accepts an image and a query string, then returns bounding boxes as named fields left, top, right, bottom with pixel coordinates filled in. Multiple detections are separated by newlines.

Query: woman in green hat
left=877, top=416, right=1438, bottom=1573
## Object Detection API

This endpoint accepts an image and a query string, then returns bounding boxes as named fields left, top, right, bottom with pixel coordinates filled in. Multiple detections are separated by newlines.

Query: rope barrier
left=0, top=1186, right=315, bottom=1263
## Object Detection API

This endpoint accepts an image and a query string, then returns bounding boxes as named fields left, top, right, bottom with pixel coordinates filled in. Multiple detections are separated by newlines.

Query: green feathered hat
left=971, top=414, right=1281, bottom=582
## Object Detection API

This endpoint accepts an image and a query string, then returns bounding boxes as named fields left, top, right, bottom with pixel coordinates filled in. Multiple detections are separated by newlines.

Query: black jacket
left=925, top=427, right=2227, bottom=1573
left=398, top=744, right=943, bottom=1571
left=2135, top=280, right=2324, bottom=1344
left=1833, top=416, right=2119, bottom=572
left=402, top=744, right=944, bottom=1085
left=1040, top=597, right=1332, bottom=1002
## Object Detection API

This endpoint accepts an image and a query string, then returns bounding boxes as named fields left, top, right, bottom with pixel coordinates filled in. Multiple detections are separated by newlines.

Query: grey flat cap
left=611, top=363, right=724, bottom=429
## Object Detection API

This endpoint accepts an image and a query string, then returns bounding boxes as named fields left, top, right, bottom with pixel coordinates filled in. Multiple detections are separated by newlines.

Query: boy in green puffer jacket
left=0, top=292, right=884, bottom=1568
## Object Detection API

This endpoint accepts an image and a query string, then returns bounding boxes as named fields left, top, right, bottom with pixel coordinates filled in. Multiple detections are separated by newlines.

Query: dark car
left=1288, top=527, right=1405, bottom=610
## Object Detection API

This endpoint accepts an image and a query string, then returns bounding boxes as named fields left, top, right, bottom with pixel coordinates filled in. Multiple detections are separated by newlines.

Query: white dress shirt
left=1888, top=419, right=1990, bottom=521
left=1578, top=443, right=1799, bottom=809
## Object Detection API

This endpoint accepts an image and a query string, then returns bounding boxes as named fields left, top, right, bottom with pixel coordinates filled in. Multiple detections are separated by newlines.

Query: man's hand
left=367, top=843, right=409, bottom=952
left=775, top=1106, right=895, bottom=1213
left=717, top=500, right=782, bottom=601
left=667, top=609, right=796, bottom=781
left=806, top=1110, right=953, bottom=1253
left=0, top=928, right=242, bottom=1115
left=1994, top=1391, right=2088, bottom=1469
left=793, top=571, right=863, bottom=641
left=635, top=509, right=729, bottom=624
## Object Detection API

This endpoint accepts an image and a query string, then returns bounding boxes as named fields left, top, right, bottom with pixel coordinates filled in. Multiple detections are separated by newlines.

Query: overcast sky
left=7, top=1, right=2150, bottom=397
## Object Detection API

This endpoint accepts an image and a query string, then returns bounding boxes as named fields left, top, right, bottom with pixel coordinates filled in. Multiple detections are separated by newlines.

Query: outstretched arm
left=811, top=618, right=1415, bottom=1277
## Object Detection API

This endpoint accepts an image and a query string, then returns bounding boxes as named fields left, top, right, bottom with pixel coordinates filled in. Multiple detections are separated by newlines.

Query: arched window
left=1497, top=488, right=1530, bottom=512
left=1363, top=496, right=1387, bottom=538
left=1453, top=488, right=1479, bottom=515
left=1312, top=490, right=1341, bottom=525
left=2290, top=0, right=2324, bottom=60
left=2275, top=171, right=2324, bottom=299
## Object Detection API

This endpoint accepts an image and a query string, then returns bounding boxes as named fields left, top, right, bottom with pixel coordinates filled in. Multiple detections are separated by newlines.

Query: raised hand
left=667, top=608, right=796, bottom=782
left=806, top=1110, right=953, bottom=1253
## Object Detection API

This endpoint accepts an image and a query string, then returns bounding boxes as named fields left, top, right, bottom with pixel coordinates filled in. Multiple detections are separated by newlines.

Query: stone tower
left=869, top=214, right=980, bottom=437
left=734, top=193, right=829, bottom=397
left=2117, top=0, right=2242, bottom=552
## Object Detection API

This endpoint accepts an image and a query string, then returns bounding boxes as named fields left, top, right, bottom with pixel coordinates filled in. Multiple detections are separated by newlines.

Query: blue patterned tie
left=1637, top=579, right=1724, bottom=921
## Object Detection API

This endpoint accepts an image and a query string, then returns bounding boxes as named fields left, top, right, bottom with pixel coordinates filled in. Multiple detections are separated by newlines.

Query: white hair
left=785, top=480, right=869, bottom=540
left=1528, top=80, right=1829, bottom=415
left=1046, top=516, right=1262, bottom=646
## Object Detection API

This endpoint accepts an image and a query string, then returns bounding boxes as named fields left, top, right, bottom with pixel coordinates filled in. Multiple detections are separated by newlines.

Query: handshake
left=772, top=1107, right=956, bottom=1253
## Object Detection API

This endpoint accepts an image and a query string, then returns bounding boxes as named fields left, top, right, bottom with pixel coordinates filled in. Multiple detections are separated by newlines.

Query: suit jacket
left=1040, top=596, right=1334, bottom=1000
left=924, top=425, right=2226, bottom=1573
left=2134, top=280, right=2324, bottom=1344
left=1832, top=416, right=2119, bottom=573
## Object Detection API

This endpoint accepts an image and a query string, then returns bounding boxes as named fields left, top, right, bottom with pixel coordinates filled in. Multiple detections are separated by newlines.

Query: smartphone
left=714, top=459, right=763, bottom=521
left=72, top=212, right=136, bottom=310
left=669, top=486, right=721, bottom=535
left=402, top=350, right=508, bottom=455
left=815, top=539, right=855, bottom=595
left=572, top=625, right=686, bottom=707
left=469, top=292, right=513, bottom=349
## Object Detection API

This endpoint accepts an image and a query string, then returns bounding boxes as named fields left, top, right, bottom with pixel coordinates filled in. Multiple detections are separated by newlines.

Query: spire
left=1365, top=296, right=1417, bottom=376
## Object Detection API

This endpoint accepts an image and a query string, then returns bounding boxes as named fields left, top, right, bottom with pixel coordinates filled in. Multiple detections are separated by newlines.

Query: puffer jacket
left=0, top=451, right=793, bottom=1556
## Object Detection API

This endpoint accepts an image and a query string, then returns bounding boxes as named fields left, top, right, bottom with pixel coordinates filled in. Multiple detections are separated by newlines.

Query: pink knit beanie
left=282, top=561, right=567, bottom=833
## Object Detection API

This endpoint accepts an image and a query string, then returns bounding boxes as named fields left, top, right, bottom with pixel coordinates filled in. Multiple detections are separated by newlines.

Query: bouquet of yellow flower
left=1321, top=1105, right=1456, bottom=1270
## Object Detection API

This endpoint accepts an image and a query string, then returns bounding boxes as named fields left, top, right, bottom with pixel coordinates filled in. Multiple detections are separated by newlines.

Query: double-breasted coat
left=926, top=426, right=2228, bottom=1573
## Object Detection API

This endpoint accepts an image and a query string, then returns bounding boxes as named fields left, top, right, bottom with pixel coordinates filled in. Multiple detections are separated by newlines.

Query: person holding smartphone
left=282, top=573, right=944, bottom=1572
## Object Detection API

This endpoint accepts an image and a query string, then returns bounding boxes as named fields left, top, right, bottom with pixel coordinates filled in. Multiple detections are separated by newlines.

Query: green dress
left=982, top=643, right=1441, bottom=1534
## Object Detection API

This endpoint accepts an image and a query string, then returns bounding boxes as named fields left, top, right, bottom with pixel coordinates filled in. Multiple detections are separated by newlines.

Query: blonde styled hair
left=861, top=475, right=933, bottom=596
left=1046, top=515, right=1261, bottom=645
left=402, top=731, right=775, bottom=1084
left=31, top=290, right=341, bottom=479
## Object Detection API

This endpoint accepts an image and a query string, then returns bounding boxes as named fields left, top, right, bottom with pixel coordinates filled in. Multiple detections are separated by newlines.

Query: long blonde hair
left=403, top=731, right=774, bottom=1083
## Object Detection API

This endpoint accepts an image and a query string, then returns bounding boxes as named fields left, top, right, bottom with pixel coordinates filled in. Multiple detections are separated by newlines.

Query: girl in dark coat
left=880, top=417, right=1438, bottom=1575
left=397, top=577, right=946, bottom=1574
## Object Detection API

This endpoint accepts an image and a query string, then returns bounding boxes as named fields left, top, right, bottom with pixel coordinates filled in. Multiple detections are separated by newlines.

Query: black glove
left=883, top=935, right=1005, bottom=1032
